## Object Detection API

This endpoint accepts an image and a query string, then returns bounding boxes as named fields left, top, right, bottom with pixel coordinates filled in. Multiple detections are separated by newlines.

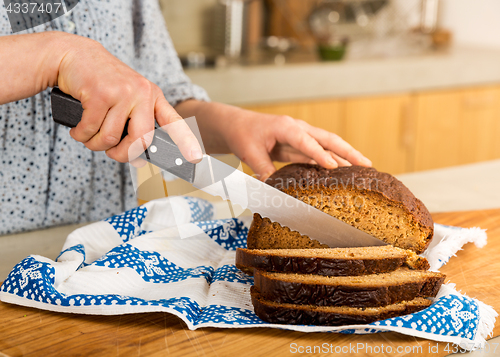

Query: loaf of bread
left=251, top=287, right=433, bottom=326
left=247, top=164, right=434, bottom=254
left=236, top=246, right=430, bottom=277
left=241, top=164, right=440, bottom=326
left=253, top=268, right=444, bottom=308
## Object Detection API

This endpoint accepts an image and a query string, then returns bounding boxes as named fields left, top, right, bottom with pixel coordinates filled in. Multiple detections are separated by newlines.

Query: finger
left=84, top=104, right=130, bottom=152
left=270, top=144, right=318, bottom=164
left=275, top=122, right=338, bottom=170
left=106, top=100, right=155, bottom=163
left=277, top=153, right=317, bottom=164
left=69, top=99, right=109, bottom=143
left=307, top=126, right=372, bottom=167
left=275, top=146, right=345, bottom=167
left=241, top=144, right=276, bottom=181
left=329, top=151, right=352, bottom=167
left=155, top=96, right=203, bottom=163
left=285, top=154, right=318, bottom=165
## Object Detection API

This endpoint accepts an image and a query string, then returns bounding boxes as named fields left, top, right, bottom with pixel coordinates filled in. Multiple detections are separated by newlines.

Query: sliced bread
left=251, top=286, right=432, bottom=326
left=236, top=246, right=429, bottom=277
left=253, top=268, right=445, bottom=308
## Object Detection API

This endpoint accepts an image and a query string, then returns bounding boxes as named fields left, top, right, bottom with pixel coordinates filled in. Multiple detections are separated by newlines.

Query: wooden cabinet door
left=413, top=89, right=462, bottom=171
left=460, top=87, right=500, bottom=164
left=342, top=94, right=413, bottom=175
left=414, top=86, right=500, bottom=171
left=245, top=99, right=343, bottom=135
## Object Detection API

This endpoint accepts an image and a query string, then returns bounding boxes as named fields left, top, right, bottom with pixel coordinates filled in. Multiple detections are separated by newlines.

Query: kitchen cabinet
left=413, top=86, right=500, bottom=171
left=245, top=99, right=344, bottom=135
left=342, top=95, right=413, bottom=174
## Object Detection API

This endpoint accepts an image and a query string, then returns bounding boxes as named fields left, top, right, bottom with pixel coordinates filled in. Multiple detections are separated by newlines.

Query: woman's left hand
left=222, top=110, right=372, bottom=180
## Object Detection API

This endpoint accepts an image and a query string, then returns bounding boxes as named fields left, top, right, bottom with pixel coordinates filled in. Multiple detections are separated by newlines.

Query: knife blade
left=50, top=87, right=386, bottom=247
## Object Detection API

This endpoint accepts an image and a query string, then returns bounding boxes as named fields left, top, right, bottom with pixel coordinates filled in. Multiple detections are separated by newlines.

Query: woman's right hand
left=56, top=33, right=202, bottom=164
left=0, top=31, right=201, bottom=164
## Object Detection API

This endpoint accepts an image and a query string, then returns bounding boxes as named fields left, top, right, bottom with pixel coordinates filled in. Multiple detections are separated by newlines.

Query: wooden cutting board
left=1, top=209, right=499, bottom=357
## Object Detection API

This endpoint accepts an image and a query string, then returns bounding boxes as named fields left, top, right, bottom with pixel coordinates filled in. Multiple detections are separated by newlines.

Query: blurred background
left=161, top=0, right=500, bottom=64
left=139, top=0, right=500, bottom=202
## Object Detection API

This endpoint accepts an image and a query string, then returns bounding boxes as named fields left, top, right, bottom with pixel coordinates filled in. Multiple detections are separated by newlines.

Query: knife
left=50, top=87, right=386, bottom=248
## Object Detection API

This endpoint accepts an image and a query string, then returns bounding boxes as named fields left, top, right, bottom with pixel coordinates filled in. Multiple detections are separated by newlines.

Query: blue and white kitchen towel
left=0, top=197, right=496, bottom=350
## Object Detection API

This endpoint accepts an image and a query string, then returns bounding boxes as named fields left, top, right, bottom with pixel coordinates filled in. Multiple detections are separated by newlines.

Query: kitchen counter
left=396, top=159, right=500, bottom=213
left=185, top=46, right=500, bottom=105
left=1, top=160, right=499, bottom=356
left=1, top=208, right=499, bottom=357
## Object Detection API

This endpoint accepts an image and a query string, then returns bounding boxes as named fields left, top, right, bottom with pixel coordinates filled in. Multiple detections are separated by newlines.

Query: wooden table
left=1, top=209, right=499, bottom=357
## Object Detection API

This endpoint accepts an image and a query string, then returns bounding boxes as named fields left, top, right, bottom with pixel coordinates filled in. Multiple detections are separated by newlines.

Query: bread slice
left=251, top=286, right=432, bottom=326
left=253, top=268, right=445, bottom=308
left=236, top=246, right=429, bottom=277
left=248, top=164, right=434, bottom=254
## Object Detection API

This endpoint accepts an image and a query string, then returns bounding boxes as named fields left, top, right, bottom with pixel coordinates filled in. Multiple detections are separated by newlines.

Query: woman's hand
left=56, top=34, right=201, bottom=164
left=0, top=32, right=201, bottom=164
left=175, top=101, right=372, bottom=180
left=225, top=111, right=372, bottom=180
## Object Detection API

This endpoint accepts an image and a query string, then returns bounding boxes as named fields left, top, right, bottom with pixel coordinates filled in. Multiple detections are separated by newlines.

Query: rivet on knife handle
left=50, top=87, right=196, bottom=183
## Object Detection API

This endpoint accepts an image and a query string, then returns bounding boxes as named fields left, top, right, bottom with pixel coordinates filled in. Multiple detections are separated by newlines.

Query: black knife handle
left=50, top=87, right=196, bottom=183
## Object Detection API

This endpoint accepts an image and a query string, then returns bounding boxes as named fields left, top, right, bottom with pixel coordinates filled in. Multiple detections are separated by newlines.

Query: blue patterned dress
left=0, top=1, right=209, bottom=234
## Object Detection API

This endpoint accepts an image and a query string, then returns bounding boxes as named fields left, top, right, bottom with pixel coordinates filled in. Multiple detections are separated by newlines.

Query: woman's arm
left=0, top=31, right=202, bottom=164
left=175, top=99, right=372, bottom=180
left=0, top=32, right=66, bottom=104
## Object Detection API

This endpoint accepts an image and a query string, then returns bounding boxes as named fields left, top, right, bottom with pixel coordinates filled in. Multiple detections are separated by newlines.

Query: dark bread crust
left=236, top=247, right=408, bottom=277
left=258, top=164, right=434, bottom=254
left=253, top=269, right=445, bottom=308
left=251, top=287, right=432, bottom=326
left=266, top=164, right=433, bottom=228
